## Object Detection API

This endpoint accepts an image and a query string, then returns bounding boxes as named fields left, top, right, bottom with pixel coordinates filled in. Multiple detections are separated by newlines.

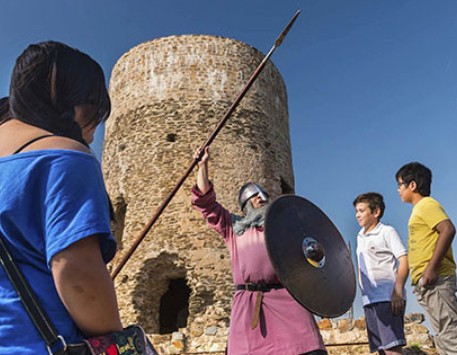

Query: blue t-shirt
left=0, top=149, right=117, bottom=354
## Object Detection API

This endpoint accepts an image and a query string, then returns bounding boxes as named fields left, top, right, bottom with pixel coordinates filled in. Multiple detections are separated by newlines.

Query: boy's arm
left=421, top=219, right=456, bottom=286
left=391, top=254, right=409, bottom=315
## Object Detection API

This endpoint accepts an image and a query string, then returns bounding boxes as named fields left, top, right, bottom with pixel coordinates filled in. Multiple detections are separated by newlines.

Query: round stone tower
left=103, top=34, right=295, bottom=353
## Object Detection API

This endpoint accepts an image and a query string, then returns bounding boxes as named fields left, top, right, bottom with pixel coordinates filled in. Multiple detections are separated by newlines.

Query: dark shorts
left=364, top=301, right=406, bottom=353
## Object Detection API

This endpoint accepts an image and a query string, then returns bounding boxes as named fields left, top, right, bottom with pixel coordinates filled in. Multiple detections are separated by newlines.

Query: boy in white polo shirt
left=353, top=192, right=409, bottom=354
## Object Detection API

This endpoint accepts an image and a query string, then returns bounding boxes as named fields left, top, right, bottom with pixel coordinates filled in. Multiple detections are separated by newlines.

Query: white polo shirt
left=356, top=222, right=407, bottom=306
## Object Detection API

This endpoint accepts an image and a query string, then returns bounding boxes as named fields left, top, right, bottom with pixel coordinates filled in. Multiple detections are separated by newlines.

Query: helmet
left=238, top=182, right=269, bottom=211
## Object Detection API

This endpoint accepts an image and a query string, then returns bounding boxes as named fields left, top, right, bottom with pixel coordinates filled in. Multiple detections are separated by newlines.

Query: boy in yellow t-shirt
left=396, top=162, right=457, bottom=354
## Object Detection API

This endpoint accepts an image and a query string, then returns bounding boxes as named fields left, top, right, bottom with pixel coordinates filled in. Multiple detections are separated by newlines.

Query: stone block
left=404, top=313, right=425, bottom=324
left=318, top=318, right=333, bottom=330
left=190, top=325, right=203, bottom=337
left=338, top=318, right=353, bottom=332
left=204, top=326, right=218, bottom=336
left=353, top=317, right=366, bottom=330
left=170, top=331, right=186, bottom=351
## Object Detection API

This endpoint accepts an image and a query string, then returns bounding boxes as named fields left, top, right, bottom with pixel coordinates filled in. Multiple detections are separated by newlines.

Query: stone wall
left=319, top=313, right=436, bottom=355
left=154, top=313, right=435, bottom=354
left=103, top=35, right=294, bottom=353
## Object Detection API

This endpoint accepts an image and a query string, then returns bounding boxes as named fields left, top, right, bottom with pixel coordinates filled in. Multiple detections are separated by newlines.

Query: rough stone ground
left=178, top=344, right=438, bottom=355
left=326, top=345, right=437, bottom=355
left=151, top=313, right=438, bottom=354
left=149, top=310, right=434, bottom=354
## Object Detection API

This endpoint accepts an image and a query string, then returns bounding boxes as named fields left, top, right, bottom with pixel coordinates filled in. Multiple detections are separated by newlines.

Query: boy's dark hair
left=353, top=192, right=385, bottom=219
left=9, top=41, right=110, bottom=145
left=0, top=97, right=10, bottom=124
left=395, top=162, right=432, bottom=197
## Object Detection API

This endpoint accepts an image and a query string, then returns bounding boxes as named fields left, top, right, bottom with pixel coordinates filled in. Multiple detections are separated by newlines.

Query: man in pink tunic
left=191, top=148, right=327, bottom=355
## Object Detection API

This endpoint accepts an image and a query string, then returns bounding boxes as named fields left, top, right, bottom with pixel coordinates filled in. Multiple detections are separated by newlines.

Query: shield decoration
left=264, top=195, right=356, bottom=318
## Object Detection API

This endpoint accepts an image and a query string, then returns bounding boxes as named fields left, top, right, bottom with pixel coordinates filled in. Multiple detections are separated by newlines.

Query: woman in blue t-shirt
left=0, top=41, right=122, bottom=354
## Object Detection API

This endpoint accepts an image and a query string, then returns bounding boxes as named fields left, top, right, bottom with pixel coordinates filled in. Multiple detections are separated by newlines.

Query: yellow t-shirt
left=408, top=196, right=456, bottom=285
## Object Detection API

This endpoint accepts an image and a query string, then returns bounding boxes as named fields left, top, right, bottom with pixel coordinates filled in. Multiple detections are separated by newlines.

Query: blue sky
left=2, top=0, right=457, bottom=330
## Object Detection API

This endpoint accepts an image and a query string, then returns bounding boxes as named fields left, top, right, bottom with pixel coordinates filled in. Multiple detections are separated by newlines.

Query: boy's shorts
left=364, top=301, right=406, bottom=353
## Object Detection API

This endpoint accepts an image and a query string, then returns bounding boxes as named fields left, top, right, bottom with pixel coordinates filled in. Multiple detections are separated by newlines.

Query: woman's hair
left=9, top=41, right=110, bottom=144
left=0, top=97, right=10, bottom=124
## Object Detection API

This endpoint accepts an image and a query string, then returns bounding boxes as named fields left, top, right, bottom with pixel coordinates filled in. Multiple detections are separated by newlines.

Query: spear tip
left=274, top=10, right=301, bottom=47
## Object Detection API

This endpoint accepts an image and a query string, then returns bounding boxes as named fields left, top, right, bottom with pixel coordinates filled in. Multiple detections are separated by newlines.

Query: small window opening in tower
left=280, top=177, right=294, bottom=195
left=159, top=278, right=191, bottom=334
left=166, top=133, right=177, bottom=142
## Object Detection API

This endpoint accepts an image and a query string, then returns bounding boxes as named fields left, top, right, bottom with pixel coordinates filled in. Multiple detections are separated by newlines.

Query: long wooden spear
left=111, top=10, right=301, bottom=280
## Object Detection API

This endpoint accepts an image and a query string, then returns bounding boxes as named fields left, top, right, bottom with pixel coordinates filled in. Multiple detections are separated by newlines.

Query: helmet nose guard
left=238, top=183, right=269, bottom=211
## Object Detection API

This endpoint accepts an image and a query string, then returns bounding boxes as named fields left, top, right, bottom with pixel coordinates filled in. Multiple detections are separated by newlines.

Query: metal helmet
left=238, top=182, right=269, bottom=211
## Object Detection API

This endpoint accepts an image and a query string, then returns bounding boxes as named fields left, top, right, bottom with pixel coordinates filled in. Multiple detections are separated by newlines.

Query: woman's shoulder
left=0, top=144, right=100, bottom=180
left=0, top=120, right=92, bottom=156
left=22, top=135, right=92, bottom=155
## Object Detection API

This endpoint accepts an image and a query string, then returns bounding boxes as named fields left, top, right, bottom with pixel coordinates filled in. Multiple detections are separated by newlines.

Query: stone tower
left=103, top=35, right=294, bottom=353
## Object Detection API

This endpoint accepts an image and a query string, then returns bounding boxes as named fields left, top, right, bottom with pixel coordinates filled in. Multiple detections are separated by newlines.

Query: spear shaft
left=111, top=10, right=301, bottom=280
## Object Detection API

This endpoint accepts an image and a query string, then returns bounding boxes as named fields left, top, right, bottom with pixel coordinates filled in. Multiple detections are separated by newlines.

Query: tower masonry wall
left=103, top=34, right=294, bottom=353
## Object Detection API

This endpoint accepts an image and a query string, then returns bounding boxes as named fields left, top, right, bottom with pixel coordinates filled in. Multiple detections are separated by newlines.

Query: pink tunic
left=192, top=184, right=326, bottom=355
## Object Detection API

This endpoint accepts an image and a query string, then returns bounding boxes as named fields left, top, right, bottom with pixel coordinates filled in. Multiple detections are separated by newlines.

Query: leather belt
left=235, top=283, right=284, bottom=329
left=235, top=282, right=284, bottom=292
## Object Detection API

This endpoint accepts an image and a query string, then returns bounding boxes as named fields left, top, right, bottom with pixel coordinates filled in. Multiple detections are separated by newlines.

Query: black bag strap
left=13, top=134, right=55, bottom=155
left=0, top=233, right=67, bottom=353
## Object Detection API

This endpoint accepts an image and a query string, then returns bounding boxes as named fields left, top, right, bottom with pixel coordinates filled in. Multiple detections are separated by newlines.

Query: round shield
left=264, top=195, right=356, bottom=318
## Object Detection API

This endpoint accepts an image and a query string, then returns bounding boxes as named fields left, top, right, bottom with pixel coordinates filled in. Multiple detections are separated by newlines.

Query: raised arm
left=422, top=219, right=456, bottom=285
left=194, top=147, right=210, bottom=195
left=192, top=147, right=235, bottom=239
left=51, top=236, right=123, bottom=336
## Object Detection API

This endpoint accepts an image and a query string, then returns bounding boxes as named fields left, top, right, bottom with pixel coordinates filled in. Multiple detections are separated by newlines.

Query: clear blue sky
left=2, top=0, right=457, bottom=330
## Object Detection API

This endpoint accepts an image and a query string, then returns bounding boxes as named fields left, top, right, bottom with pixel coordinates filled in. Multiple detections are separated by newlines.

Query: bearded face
left=232, top=197, right=270, bottom=236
